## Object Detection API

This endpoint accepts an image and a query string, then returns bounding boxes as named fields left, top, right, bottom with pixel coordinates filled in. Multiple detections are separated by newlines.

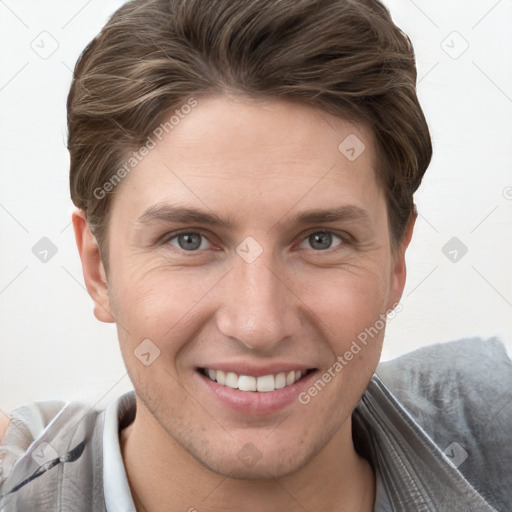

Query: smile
left=201, top=368, right=311, bottom=392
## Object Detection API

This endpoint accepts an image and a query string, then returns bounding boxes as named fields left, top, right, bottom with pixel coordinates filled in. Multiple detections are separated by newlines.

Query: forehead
left=111, top=96, right=383, bottom=223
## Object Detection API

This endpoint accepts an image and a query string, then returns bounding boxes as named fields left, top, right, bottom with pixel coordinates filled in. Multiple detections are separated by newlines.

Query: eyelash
left=160, top=229, right=351, bottom=254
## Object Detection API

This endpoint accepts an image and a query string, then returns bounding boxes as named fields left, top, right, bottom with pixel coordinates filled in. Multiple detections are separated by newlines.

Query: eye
left=299, top=231, right=344, bottom=251
left=167, top=232, right=212, bottom=251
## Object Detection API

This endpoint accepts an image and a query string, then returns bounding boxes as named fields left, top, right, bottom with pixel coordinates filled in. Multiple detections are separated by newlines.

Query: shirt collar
left=102, top=391, right=137, bottom=512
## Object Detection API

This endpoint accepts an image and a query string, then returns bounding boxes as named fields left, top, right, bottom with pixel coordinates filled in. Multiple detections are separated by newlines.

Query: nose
left=215, top=246, right=299, bottom=352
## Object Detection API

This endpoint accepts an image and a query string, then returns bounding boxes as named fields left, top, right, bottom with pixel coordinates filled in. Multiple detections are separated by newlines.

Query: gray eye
left=174, top=233, right=203, bottom=251
left=299, top=231, right=343, bottom=251
left=309, top=232, right=333, bottom=250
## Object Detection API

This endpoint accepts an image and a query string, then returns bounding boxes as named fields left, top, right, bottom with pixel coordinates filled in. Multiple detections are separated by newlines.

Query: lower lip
left=197, top=370, right=317, bottom=415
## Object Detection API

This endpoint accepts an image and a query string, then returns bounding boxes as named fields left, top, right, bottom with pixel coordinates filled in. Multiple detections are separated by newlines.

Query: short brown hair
left=68, top=0, right=432, bottom=263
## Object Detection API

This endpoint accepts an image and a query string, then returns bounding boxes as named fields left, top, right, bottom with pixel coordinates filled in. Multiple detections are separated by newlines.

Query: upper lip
left=198, top=363, right=315, bottom=378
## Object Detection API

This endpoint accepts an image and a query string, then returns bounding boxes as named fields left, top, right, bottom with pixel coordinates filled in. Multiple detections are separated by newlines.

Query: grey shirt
left=1, top=336, right=511, bottom=511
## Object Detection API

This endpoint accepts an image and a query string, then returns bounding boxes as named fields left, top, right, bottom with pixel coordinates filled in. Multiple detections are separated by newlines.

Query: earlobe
left=387, top=213, right=416, bottom=310
left=72, top=209, right=115, bottom=323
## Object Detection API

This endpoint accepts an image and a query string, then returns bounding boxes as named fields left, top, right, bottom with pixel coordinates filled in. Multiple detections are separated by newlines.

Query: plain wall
left=1, top=0, right=511, bottom=413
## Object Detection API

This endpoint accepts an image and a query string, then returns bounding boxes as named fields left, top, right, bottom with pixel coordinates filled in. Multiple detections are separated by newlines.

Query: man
left=1, top=0, right=511, bottom=510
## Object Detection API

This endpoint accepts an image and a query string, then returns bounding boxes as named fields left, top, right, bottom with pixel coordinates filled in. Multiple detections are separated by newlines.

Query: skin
left=73, top=96, right=414, bottom=512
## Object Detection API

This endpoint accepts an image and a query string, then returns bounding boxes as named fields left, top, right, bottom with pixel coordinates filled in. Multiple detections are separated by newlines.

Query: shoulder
left=376, top=336, right=512, bottom=419
left=0, top=399, right=67, bottom=449
left=0, top=398, right=101, bottom=492
left=0, top=395, right=119, bottom=511
left=375, top=336, right=512, bottom=506
left=0, top=400, right=68, bottom=481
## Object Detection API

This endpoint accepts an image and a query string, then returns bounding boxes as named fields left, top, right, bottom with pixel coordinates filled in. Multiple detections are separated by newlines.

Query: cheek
left=293, top=267, right=389, bottom=418
left=296, top=261, right=391, bottom=347
left=108, top=263, right=224, bottom=351
left=109, top=271, right=204, bottom=394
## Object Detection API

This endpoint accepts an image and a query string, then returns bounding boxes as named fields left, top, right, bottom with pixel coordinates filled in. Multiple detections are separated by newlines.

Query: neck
left=120, top=400, right=375, bottom=512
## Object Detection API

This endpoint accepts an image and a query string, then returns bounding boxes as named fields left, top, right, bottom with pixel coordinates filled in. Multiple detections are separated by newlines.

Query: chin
left=199, top=453, right=308, bottom=481
left=182, top=432, right=322, bottom=482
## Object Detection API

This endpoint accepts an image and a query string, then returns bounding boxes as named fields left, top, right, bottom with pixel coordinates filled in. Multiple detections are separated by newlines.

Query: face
left=82, top=96, right=409, bottom=479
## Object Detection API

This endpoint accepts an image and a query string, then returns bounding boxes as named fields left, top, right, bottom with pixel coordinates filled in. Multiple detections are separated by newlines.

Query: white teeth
left=238, top=375, right=257, bottom=391
left=275, top=372, right=286, bottom=389
left=203, top=368, right=306, bottom=392
left=216, top=370, right=226, bottom=385
left=257, top=374, right=275, bottom=392
left=225, top=372, right=238, bottom=389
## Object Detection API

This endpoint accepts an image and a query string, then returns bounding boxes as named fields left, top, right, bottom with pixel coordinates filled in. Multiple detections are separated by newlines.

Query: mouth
left=196, top=365, right=318, bottom=414
left=199, top=368, right=315, bottom=392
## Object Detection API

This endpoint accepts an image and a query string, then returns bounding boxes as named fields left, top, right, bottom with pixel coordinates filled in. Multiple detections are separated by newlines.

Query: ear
left=387, top=212, right=416, bottom=310
left=72, top=209, right=115, bottom=323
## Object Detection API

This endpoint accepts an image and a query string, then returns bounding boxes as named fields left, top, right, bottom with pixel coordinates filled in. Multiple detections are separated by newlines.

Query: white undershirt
left=103, top=393, right=137, bottom=512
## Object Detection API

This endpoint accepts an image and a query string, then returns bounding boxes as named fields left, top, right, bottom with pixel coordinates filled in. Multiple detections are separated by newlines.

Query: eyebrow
left=293, top=205, right=371, bottom=226
left=135, top=204, right=372, bottom=230
left=136, top=204, right=232, bottom=229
